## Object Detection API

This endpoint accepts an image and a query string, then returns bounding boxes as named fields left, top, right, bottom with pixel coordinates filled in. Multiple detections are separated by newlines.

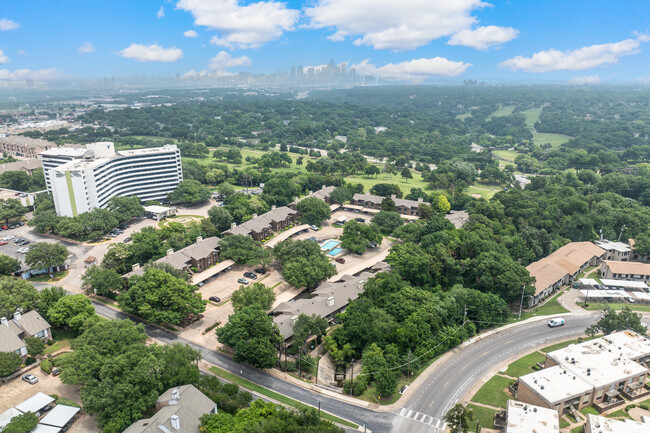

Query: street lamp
left=349, top=358, right=355, bottom=396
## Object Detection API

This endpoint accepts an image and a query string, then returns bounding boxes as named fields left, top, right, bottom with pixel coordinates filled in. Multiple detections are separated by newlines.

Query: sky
left=1, top=0, right=650, bottom=84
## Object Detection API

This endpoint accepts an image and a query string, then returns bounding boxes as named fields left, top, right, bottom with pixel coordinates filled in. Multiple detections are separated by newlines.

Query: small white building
left=584, top=414, right=648, bottom=433
left=505, top=400, right=559, bottom=433
left=595, top=240, right=633, bottom=261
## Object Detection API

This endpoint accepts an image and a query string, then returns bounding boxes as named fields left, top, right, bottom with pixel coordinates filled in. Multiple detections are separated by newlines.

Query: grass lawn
left=541, top=335, right=599, bottom=353
left=586, top=270, right=602, bottom=283
left=533, top=132, right=572, bottom=147
left=502, top=351, right=545, bottom=377
left=470, top=375, right=513, bottom=408
left=345, top=171, right=429, bottom=192
left=29, top=270, right=69, bottom=283
left=585, top=303, right=650, bottom=313
left=466, top=404, right=497, bottom=429
left=209, top=366, right=358, bottom=428
left=467, top=182, right=502, bottom=200
left=358, top=378, right=409, bottom=405
left=560, top=417, right=570, bottom=428
left=488, top=105, right=515, bottom=119
left=580, top=406, right=599, bottom=416
left=456, top=113, right=471, bottom=120
left=492, top=150, right=520, bottom=163
left=523, top=108, right=542, bottom=127
left=608, top=408, right=632, bottom=419
left=509, top=290, right=569, bottom=323
left=44, top=328, right=75, bottom=355
left=571, top=426, right=584, bottom=433
left=566, top=413, right=578, bottom=423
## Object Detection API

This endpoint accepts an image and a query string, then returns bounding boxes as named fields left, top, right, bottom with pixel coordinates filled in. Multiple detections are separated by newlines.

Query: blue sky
left=1, top=0, right=649, bottom=84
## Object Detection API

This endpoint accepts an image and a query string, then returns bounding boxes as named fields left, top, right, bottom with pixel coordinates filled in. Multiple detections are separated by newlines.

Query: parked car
left=4, top=235, right=14, bottom=240
left=209, top=296, right=221, bottom=303
left=237, top=278, right=249, bottom=285
left=22, top=374, right=38, bottom=384
left=13, top=238, right=24, bottom=244
left=309, top=225, right=320, bottom=231
left=355, top=217, right=365, bottom=223
left=254, top=268, right=267, bottom=274
left=548, top=318, right=565, bottom=328
left=243, top=272, right=257, bottom=279
left=123, top=237, right=132, bottom=243
left=17, top=221, right=24, bottom=226
left=2, top=225, right=8, bottom=230
left=51, top=368, right=61, bottom=376
left=335, top=257, right=345, bottom=264
left=8, top=224, right=17, bottom=229
left=0, top=241, right=7, bottom=246
left=368, top=242, right=377, bottom=248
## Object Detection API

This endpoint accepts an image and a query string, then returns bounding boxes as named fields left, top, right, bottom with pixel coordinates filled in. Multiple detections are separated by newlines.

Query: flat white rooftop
left=144, top=205, right=171, bottom=214
left=519, top=365, right=593, bottom=405
left=506, top=400, right=559, bottom=433
left=14, top=392, right=54, bottom=414
left=600, top=279, right=648, bottom=290
left=580, top=289, right=628, bottom=299
left=595, top=240, right=632, bottom=253
left=117, top=144, right=177, bottom=156
left=585, top=414, right=648, bottom=433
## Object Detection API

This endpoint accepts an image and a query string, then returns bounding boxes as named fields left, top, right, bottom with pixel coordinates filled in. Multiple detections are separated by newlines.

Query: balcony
left=593, top=390, right=625, bottom=413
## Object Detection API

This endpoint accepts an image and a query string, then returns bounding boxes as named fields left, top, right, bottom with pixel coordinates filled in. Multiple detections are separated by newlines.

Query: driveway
left=0, top=367, right=81, bottom=413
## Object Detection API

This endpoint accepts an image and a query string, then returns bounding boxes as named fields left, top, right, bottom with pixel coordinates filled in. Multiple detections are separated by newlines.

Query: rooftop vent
left=13, top=312, right=21, bottom=321
left=326, top=296, right=334, bottom=307
left=196, top=236, right=203, bottom=244
left=171, top=388, right=180, bottom=400
left=132, top=263, right=141, bottom=272
left=170, top=415, right=180, bottom=431
left=166, top=249, right=174, bottom=257
left=0, top=317, right=7, bottom=327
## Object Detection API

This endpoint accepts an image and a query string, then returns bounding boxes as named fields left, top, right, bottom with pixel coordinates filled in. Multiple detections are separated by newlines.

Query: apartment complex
left=0, top=311, right=51, bottom=357
left=504, top=400, right=559, bottom=433
left=594, top=240, right=633, bottom=261
left=584, top=414, right=649, bottom=433
left=526, top=242, right=605, bottom=305
left=0, top=159, right=42, bottom=176
left=40, top=142, right=182, bottom=217
left=351, top=193, right=429, bottom=216
left=124, top=385, right=217, bottom=433
left=601, top=260, right=650, bottom=283
left=518, top=331, right=650, bottom=414
left=222, top=205, right=299, bottom=241
left=0, top=135, right=55, bottom=158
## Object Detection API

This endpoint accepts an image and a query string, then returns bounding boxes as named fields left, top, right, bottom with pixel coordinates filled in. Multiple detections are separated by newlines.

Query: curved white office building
left=40, top=142, right=182, bottom=217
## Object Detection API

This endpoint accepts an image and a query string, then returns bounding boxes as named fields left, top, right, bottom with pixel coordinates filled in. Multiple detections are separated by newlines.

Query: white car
left=548, top=318, right=565, bottom=328
left=3, top=235, right=14, bottom=240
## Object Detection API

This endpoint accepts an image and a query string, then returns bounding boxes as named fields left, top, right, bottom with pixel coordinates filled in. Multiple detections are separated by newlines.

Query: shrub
left=0, top=352, right=22, bottom=377
left=41, top=359, right=52, bottom=374
left=342, top=376, right=368, bottom=396
left=24, top=356, right=36, bottom=366
left=625, top=404, right=636, bottom=411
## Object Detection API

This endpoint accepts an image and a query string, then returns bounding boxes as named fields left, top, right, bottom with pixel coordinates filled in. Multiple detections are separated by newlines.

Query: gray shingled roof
left=263, top=206, right=298, bottom=223
left=352, top=193, right=429, bottom=208
left=123, top=385, right=216, bottom=433
left=0, top=136, right=56, bottom=148
left=13, top=310, right=50, bottom=336
left=0, top=159, right=41, bottom=175
left=312, top=186, right=335, bottom=200
left=157, top=237, right=220, bottom=267
left=0, top=324, right=25, bottom=353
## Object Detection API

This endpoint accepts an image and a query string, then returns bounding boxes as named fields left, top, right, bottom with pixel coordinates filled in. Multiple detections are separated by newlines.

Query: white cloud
left=0, top=19, right=20, bottom=31
left=117, top=43, right=183, bottom=62
left=350, top=57, right=471, bottom=82
left=176, top=0, right=299, bottom=49
left=499, top=35, right=648, bottom=73
left=568, top=75, right=601, bottom=85
left=157, top=6, right=165, bottom=18
left=304, top=0, right=489, bottom=50
left=0, top=68, right=63, bottom=81
left=0, top=50, right=8, bottom=64
left=184, top=30, right=198, bottom=38
left=182, top=69, right=210, bottom=79
left=17, top=49, right=27, bottom=56
left=448, top=26, right=518, bottom=50
left=208, top=51, right=251, bottom=70
left=636, top=76, right=650, bottom=84
left=77, top=42, right=95, bottom=54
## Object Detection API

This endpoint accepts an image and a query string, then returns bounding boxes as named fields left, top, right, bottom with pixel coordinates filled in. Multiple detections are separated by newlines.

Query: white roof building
left=0, top=408, right=22, bottom=429
left=39, top=405, right=80, bottom=428
left=585, top=414, right=648, bottom=433
left=505, top=400, right=559, bottom=433
left=14, top=392, right=54, bottom=415
left=518, top=365, right=593, bottom=407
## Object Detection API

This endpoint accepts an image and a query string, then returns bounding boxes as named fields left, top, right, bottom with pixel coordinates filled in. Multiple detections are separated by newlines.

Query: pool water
left=321, top=240, right=341, bottom=250
left=328, top=247, right=343, bottom=256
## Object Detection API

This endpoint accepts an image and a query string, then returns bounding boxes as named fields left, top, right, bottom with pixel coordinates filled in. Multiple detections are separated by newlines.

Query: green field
left=466, top=404, right=497, bottom=429
left=346, top=170, right=429, bottom=192
left=585, top=303, right=650, bottom=313
left=523, top=108, right=542, bottom=127
left=470, top=375, right=513, bottom=408
left=522, top=107, right=572, bottom=147
left=455, top=113, right=472, bottom=120
left=467, top=182, right=502, bottom=199
left=488, top=105, right=515, bottom=119
left=492, top=150, right=521, bottom=163
left=502, top=351, right=545, bottom=377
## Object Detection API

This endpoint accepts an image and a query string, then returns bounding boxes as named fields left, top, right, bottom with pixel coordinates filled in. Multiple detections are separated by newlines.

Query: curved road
left=91, top=301, right=649, bottom=433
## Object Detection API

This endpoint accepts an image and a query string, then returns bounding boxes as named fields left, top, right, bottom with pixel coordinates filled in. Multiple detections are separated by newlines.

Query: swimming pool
left=321, top=240, right=341, bottom=250
left=328, top=247, right=343, bottom=256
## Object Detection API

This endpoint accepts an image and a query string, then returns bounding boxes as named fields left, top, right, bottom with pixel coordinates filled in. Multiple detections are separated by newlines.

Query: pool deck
left=320, top=240, right=341, bottom=251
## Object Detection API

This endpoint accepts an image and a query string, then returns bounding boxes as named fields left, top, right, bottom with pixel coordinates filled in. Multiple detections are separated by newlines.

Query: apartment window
left=583, top=394, right=589, bottom=404
left=596, top=389, right=603, bottom=399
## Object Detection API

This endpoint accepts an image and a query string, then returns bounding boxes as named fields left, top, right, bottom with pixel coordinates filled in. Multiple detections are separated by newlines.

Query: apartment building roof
left=594, top=240, right=632, bottom=253
left=0, top=135, right=55, bottom=148
left=352, top=193, right=430, bottom=208
left=312, top=185, right=335, bottom=200
left=264, top=206, right=298, bottom=223
left=585, top=414, right=648, bottom=433
left=519, top=365, right=593, bottom=405
left=14, top=310, right=50, bottom=336
left=0, top=323, right=25, bottom=353
left=602, top=260, right=650, bottom=276
left=0, top=159, right=41, bottom=174
left=223, top=206, right=296, bottom=237
left=505, top=400, right=559, bottom=433
left=159, top=237, right=220, bottom=266
left=123, top=385, right=216, bottom=433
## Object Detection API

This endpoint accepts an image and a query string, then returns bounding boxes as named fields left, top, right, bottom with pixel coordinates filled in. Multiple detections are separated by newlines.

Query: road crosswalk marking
left=397, top=407, right=445, bottom=431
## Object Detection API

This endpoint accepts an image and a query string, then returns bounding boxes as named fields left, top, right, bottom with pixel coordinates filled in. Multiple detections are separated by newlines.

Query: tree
left=168, top=180, right=211, bottom=205
left=25, top=336, right=45, bottom=357
left=274, top=240, right=336, bottom=289
left=0, top=199, right=27, bottom=224
left=633, top=231, right=650, bottom=255
left=0, top=254, right=20, bottom=276
left=118, top=268, right=206, bottom=325
left=37, top=286, right=66, bottom=321
left=297, top=196, right=331, bottom=226
left=375, top=367, right=397, bottom=397
left=329, top=186, right=353, bottom=204
left=218, top=182, right=236, bottom=198
left=216, top=305, right=282, bottom=369
left=371, top=211, right=404, bottom=236
left=586, top=306, right=647, bottom=336
left=25, top=242, right=68, bottom=270
left=364, top=164, right=381, bottom=177
left=467, top=251, right=534, bottom=303
left=107, top=196, right=144, bottom=222
left=340, top=220, right=382, bottom=254
left=47, top=294, right=96, bottom=333
left=231, top=283, right=276, bottom=311
left=0, top=277, right=39, bottom=319
left=400, top=167, right=413, bottom=181
left=219, top=235, right=266, bottom=265
left=208, top=206, right=234, bottom=232
left=82, top=266, right=126, bottom=297
left=444, top=403, right=475, bottom=433
left=0, top=412, right=38, bottom=433
left=433, top=195, right=451, bottom=213
left=370, top=183, right=402, bottom=198
left=381, top=196, right=396, bottom=212
left=0, top=351, right=21, bottom=377
left=292, top=314, right=328, bottom=352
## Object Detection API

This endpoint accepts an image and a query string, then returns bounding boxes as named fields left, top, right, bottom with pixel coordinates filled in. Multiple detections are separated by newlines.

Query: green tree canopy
left=273, top=240, right=336, bottom=289
left=82, top=266, right=126, bottom=297
left=219, top=234, right=266, bottom=265
left=0, top=351, right=22, bottom=377
left=168, top=180, right=211, bottom=205
left=0, top=254, right=21, bottom=276
left=119, top=268, right=206, bottom=325
left=0, top=277, right=39, bottom=319
left=37, top=286, right=66, bottom=322
left=47, top=294, right=96, bottom=333
left=107, top=196, right=144, bottom=222
left=297, top=196, right=331, bottom=226
left=208, top=206, right=234, bottom=232
left=0, top=411, right=38, bottom=433
left=25, top=242, right=69, bottom=270
left=371, top=211, right=404, bottom=236
left=444, top=404, right=475, bottom=433
left=292, top=314, right=328, bottom=351
left=586, top=305, right=647, bottom=336
left=329, top=186, right=353, bottom=204
left=231, top=282, right=276, bottom=311
left=216, top=305, right=282, bottom=369
left=340, top=220, right=382, bottom=254
left=25, top=336, right=45, bottom=357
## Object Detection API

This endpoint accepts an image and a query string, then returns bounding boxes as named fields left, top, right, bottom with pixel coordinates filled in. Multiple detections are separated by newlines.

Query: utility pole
left=618, top=224, right=626, bottom=241
left=407, top=351, right=411, bottom=385
left=284, top=344, right=287, bottom=371
left=463, top=304, right=467, bottom=326
left=298, top=350, right=301, bottom=378
left=318, top=401, right=320, bottom=417
left=518, top=285, right=526, bottom=320
left=349, top=359, right=355, bottom=396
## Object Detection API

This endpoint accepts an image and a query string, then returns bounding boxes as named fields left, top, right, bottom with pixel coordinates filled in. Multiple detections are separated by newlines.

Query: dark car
left=123, top=237, right=132, bottom=243
left=13, top=238, right=24, bottom=244
left=335, top=257, right=345, bottom=264
left=243, top=272, right=257, bottom=279
left=51, top=367, right=61, bottom=376
left=19, top=240, right=30, bottom=246
left=209, top=296, right=221, bottom=303
left=254, top=268, right=267, bottom=274
left=17, top=221, right=24, bottom=226
left=355, top=217, right=365, bottom=223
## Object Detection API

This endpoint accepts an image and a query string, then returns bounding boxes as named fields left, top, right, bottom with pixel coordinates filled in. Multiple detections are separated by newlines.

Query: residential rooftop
left=585, top=414, right=648, bottom=433
left=602, top=260, right=650, bottom=276
left=518, top=365, right=593, bottom=405
left=505, top=400, right=559, bottom=433
left=594, top=240, right=632, bottom=253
